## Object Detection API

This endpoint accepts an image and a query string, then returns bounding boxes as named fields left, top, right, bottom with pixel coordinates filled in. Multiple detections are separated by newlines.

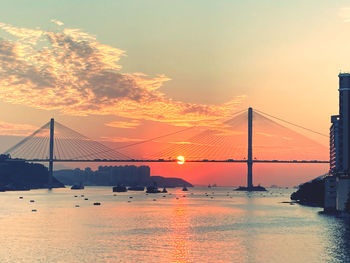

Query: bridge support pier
left=48, top=118, right=54, bottom=190
left=247, top=107, right=253, bottom=189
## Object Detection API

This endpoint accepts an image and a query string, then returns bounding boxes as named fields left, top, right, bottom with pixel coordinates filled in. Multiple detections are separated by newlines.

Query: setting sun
left=177, top=156, right=185, bottom=165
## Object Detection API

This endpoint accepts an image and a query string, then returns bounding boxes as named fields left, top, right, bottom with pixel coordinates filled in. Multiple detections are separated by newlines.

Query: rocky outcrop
left=290, top=178, right=324, bottom=207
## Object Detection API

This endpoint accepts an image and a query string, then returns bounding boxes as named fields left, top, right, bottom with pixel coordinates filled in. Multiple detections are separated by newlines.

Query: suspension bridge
left=3, top=108, right=329, bottom=190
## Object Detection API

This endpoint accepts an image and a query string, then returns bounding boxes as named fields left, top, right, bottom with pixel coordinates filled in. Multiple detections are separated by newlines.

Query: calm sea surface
left=0, top=186, right=349, bottom=263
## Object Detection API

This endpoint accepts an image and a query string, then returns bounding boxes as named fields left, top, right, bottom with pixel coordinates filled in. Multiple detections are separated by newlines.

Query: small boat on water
left=182, top=186, right=188, bottom=191
left=113, top=185, right=127, bottom=192
left=128, top=186, right=145, bottom=191
left=146, top=185, right=161, bottom=193
left=235, top=185, right=267, bottom=192
left=162, top=187, right=168, bottom=193
left=71, top=183, right=84, bottom=190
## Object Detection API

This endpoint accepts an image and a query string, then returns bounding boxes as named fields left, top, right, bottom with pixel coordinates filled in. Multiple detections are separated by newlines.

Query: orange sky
left=1, top=1, right=346, bottom=186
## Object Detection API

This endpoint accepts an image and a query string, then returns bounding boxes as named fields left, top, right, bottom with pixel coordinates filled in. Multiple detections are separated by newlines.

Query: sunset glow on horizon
left=1, top=0, right=348, bottom=186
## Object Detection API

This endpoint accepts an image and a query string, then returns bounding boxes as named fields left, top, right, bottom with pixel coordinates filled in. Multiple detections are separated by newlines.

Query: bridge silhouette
left=3, top=108, right=329, bottom=190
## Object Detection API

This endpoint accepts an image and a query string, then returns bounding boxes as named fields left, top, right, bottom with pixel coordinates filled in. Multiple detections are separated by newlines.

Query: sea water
left=0, top=187, right=348, bottom=263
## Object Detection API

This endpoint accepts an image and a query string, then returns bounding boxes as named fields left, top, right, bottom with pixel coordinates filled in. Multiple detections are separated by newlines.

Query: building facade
left=325, top=73, right=350, bottom=212
left=329, top=115, right=340, bottom=176
left=339, top=73, right=350, bottom=174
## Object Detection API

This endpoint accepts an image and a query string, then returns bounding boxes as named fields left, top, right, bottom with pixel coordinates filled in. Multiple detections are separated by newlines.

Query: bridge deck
left=20, top=159, right=329, bottom=163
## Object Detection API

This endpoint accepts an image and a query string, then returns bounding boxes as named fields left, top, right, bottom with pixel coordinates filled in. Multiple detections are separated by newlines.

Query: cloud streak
left=99, top=136, right=145, bottom=143
left=0, top=120, right=37, bottom=136
left=105, top=120, right=141, bottom=129
left=0, top=22, right=245, bottom=127
left=339, top=7, right=350, bottom=22
left=50, top=19, right=64, bottom=26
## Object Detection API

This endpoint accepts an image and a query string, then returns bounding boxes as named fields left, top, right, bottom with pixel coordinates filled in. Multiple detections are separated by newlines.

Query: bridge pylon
left=48, top=118, right=54, bottom=190
left=247, top=107, right=253, bottom=189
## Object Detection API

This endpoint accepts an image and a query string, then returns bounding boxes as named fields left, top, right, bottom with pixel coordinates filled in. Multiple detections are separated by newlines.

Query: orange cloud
left=105, top=120, right=141, bottom=129
left=99, top=136, right=145, bottom=143
left=0, top=120, right=38, bottom=136
left=0, top=22, right=245, bottom=127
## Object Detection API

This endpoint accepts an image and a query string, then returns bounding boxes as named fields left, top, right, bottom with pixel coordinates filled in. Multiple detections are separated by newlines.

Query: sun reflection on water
left=170, top=190, right=191, bottom=262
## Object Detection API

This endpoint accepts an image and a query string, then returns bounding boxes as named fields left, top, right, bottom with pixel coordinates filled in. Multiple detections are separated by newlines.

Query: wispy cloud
left=256, top=132, right=274, bottom=138
left=0, top=120, right=37, bottom=136
left=105, top=120, right=140, bottom=129
left=50, top=19, right=64, bottom=26
left=339, top=7, right=350, bottom=22
left=100, top=136, right=145, bottom=143
left=0, top=22, right=245, bottom=127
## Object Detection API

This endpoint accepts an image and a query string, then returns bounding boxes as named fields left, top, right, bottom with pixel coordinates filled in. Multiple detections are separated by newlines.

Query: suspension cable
left=254, top=109, right=328, bottom=138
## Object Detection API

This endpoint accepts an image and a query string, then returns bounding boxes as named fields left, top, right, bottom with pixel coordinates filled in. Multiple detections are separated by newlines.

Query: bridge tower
left=247, top=107, right=253, bottom=189
left=48, top=118, right=54, bottom=190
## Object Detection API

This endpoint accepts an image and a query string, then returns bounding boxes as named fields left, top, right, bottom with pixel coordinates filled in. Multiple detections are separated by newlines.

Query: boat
left=182, top=186, right=188, bottom=191
left=146, top=185, right=161, bottom=193
left=71, top=183, right=84, bottom=190
left=208, top=184, right=211, bottom=188
left=235, top=185, right=267, bottom=192
left=128, top=186, right=145, bottom=191
left=113, top=185, right=127, bottom=192
left=3, top=183, right=30, bottom=191
left=162, top=187, right=168, bottom=193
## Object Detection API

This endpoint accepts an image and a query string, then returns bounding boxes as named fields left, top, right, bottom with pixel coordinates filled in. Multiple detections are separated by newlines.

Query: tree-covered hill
left=0, top=154, right=64, bottom=190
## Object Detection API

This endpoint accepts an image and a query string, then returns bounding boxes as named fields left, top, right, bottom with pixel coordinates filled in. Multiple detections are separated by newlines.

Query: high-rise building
left=325, top=114, right=339, bottom=212
left=330, top=115, right=340, bottom=176
left=325, top=73, right=350, bottom=212
left=338, top=73, right=350, bottom=174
